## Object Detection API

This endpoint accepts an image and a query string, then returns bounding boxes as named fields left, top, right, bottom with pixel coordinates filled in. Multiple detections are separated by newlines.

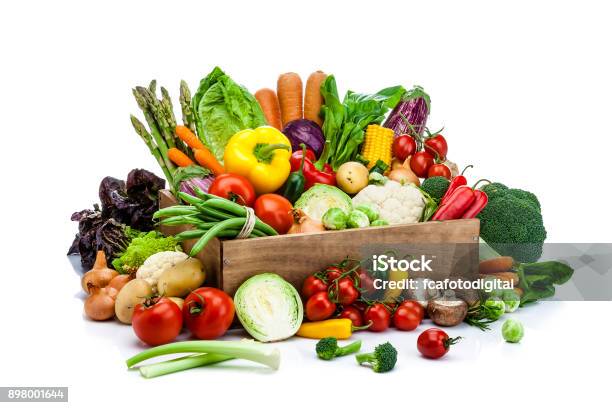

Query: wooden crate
left=159, top=190, right=480, bottom=295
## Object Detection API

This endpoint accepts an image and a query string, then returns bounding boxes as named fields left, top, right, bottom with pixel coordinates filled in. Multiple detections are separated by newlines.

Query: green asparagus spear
left=149, top=79, right=157, bottom=95
left=136, top=86, right=176, bottom=149
left=132, top=88, right=175, bottom=170
left=179, top=80, right=197, bottom=134
left=130, top=115, right=174, bottom=185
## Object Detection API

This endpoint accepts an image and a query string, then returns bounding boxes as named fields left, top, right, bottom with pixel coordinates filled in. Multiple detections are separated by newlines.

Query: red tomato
left=334, top=277, right=360, bottom=306
left=301, top=275, right=327, bottom=298
left=417, top=328, right=461, bottom=359
left=424, top=135, right=448, bottom=161
left=253, top=194, right=293, bottom=234
left=399, top=300, right=425, bottom=322
left=209, top=174, right=256, bottom=207
left=410, top=151, right=434, bottom=178
left=306, top=292, right=336, bottom=321
left=393, top=305, right=421, bottom=331
left=363, top=303, right=391, bottom=332
left=338, top=305, right=363, bottom=327
left=392, top=134, right=418, bottom=161
left=183, top=288, right=234, bottom=340
left=132, top=297, right=183, bottom=346
left=325, top=266, right=343, bottom=283
left=357, top=269, right=376, bottom=298
left=427, top=163, right=451, bottom=179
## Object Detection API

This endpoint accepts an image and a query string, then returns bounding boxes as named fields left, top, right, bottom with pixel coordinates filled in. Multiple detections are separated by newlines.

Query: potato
left=336, top=162, right=369, bottom=194
left=157, top=258, right=205, bottom=297
left=167, top=296, right=185, bottom=310
left=427, top=299, right=468, bottom=327
left=115, top=279, right=153, bottom=324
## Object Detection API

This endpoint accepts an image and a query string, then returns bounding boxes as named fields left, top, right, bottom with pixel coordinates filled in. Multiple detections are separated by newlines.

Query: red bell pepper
left=289, top=149, right=336, bottom=189
left=433, top=179, right=489, bottom=221
left=440, top=164, right=473, bottom=205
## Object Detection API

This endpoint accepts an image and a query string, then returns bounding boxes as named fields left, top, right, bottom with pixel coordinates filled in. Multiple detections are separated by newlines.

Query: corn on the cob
left=361, top=125, right=394, bottom=170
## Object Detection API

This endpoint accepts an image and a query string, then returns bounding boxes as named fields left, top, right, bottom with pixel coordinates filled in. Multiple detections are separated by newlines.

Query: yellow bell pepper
left=296, top=319, right=354, bottom=339
left=223, top=126, right=292, bottom=194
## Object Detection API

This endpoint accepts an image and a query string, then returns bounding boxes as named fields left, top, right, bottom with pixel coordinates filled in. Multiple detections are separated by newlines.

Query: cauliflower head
left=352, top=181, right=425, bottom=224
left=136, top=251, right=188, bottom=290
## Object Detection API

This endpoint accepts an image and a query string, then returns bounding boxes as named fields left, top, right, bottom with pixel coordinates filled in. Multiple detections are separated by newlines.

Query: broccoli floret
left=316, top=337, right=362, bottom=360
left=478, top=194, right=546, bottom=263
left=506, top=188, right=540, bottom=211
left=421, top=176, right=450, bottom=201
left=355, top=342, right=397, bottom=373
left=480, top=182, right=508, bottom=200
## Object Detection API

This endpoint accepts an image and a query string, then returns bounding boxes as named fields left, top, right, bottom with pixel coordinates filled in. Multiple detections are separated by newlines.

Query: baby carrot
left=255, top=88, right=282, bottom=130
left=194, top=148, right=224, bottom=176
left=277, top=72, right=303, bottom=127
left=168, top=148, right=195, bottom=167
left=175, top=125, right=206, bottom=150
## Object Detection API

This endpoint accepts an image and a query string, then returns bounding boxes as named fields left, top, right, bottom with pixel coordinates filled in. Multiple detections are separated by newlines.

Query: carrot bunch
left=255, top=71, right=327, bottom=130
left=167, top=126, right=225, bottom=176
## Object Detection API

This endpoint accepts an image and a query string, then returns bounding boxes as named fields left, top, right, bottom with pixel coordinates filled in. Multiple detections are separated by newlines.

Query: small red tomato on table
left=417, top=328, right=461, bottom=359
left=363, top=303, right=391, bottom=332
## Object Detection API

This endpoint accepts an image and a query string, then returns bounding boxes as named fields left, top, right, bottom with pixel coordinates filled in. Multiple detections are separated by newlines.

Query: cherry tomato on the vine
left=363, top=303, right=391, bottom=332
left=410, top=151, right=434, bottom=178
left=393, top=134, right=418, bottom=161
left=306, top=291, right=336, bottom=321
left=333, top=277, right=360, bottom=306
left=338, top=305, right=364, bottom=327
left=393, top=305, right=421, bottom=331
left=301, top=275, right=327, bottom=299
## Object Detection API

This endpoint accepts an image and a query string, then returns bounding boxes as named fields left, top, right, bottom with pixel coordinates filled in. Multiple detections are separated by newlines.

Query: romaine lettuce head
left=234, top=273, right=303, bottom=342
left=295, top=184, right=353, bottom=222
left=192, top=67, right=266, bottom=161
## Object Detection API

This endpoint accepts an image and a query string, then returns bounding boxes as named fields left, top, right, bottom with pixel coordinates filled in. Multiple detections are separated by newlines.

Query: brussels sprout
left=502, top=290, right=521, bottom=313
left=480, top=276, right=505, bottom=298
left=355, top=204, right=379, bottom=223
left=502, top=319, right=524, bottom=343
left=322, top=207, right=348, bottom=230
left=371, top=219, right=389, bottom=227
left=347, top=210, right=370, bottom=228
left=483, top=298, right=505, bottom=320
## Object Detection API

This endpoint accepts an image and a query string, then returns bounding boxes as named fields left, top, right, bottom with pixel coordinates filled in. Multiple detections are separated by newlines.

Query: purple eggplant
left=383, top=86, right=430, bottom=138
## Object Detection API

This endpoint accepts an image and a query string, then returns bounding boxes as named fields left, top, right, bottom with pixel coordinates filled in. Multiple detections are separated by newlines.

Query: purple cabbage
left=180, top=176, right=215, bottom=197
left=383, top=86, right=430, bottom=138
left=282, top=119, right=325, bottom=158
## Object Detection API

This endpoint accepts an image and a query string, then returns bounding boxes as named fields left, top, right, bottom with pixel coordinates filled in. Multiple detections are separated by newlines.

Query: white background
left=1, top=0, right=611, bottom=406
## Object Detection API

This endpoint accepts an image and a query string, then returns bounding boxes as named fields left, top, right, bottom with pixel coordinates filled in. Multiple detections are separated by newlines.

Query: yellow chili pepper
left=223, top=126, right=292, bottom=194
left=296, top=318, right=354, bottom=340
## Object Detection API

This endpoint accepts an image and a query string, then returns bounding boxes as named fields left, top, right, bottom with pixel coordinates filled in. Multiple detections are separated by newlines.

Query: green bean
left=190, top=218, right=249, bottom=256
left=203, top=199, right=277, bottom=236
left=159, top=215, right=204, bottom=226
left=196, top=205, right=233, bottom=221
left=153, top=206, right=199, bottom=219
left=173, top=229, right=208, bottom=241
left=178, top=192, right=205, bottom=206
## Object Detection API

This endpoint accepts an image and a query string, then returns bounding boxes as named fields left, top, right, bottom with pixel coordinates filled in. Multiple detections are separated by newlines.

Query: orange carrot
left=194, top=148, right=224, bottom=176
left=277, top=72, right=303, bottom=127
left=168, top=148, right=195, bottom=167
left=175, top=125, right=206, bottom=150
left=304, top=71, right=327, bottom=126
left=255, top=88, right=282, bottom=130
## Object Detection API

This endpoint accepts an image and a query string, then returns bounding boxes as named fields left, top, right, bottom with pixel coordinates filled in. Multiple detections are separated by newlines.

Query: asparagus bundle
left=130, top=80, right=197, bottom=186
